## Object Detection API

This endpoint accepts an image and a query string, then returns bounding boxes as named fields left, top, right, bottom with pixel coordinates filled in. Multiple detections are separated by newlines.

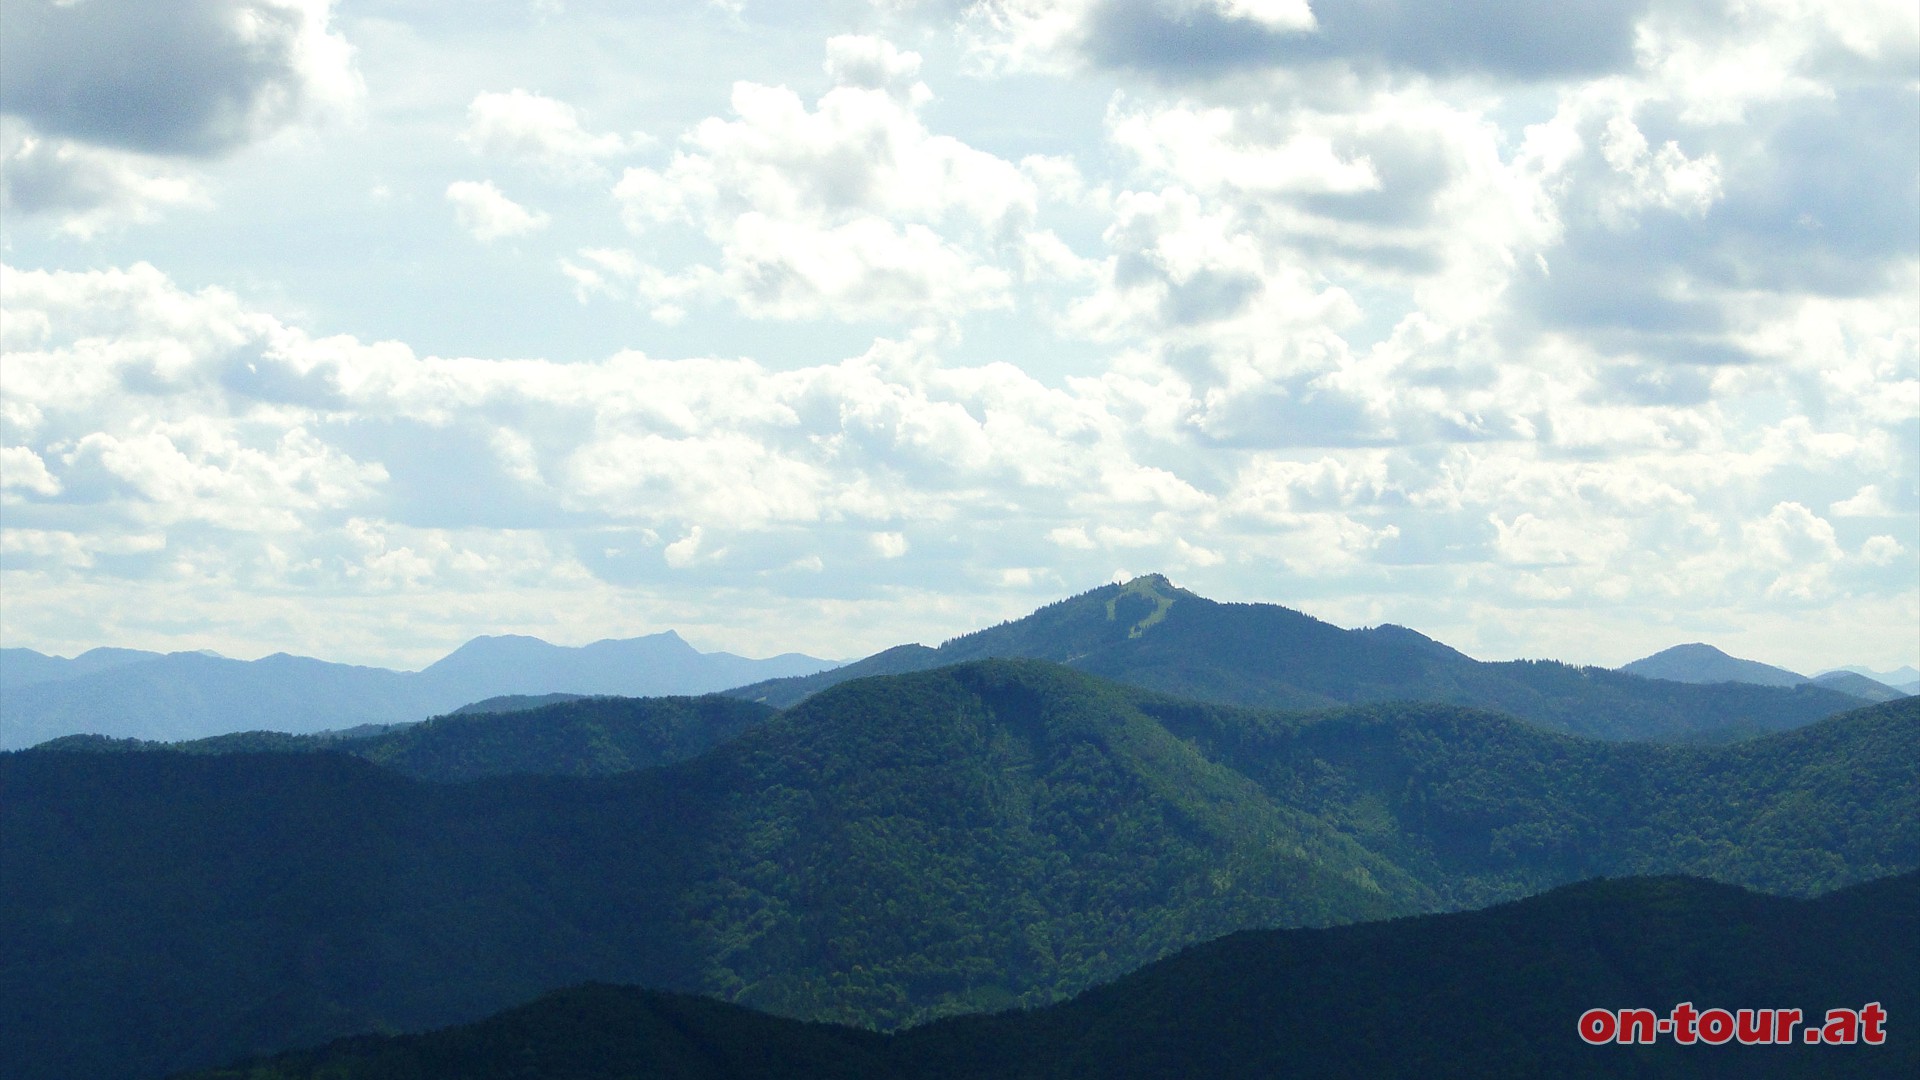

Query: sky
left=1, top=0, right=1916, bottom=675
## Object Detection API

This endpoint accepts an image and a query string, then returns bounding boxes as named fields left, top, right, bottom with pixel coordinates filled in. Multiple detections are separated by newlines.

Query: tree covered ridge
left=29, top=693, right=777, bottom=781
left=5, top=662, right=1914, bottom=1080
left=728, top=576, right=1870, bottom=741
left=174, top=868, right=1920, bottom=1079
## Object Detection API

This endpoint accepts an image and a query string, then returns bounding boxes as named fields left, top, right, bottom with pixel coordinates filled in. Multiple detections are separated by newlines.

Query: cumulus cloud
left=1831, top=485, right=1895, bottom=518
left=446, top=180, right=551, bottom=241
left=1858, top=534, right=1905, bottom=567
left=5, top=258, right=1913, bottom=667
left=0, top=0, right=358, bottom=231
left=598, top=37, right=1045, bottom=323
left=0, top=119, right=209, bottom=238
left=460, top=89, right=643, bottom=179
left=1051, top=82, right=1576, bottom=452
left=0, top=445, right=62, bottom=497
left=0, top=0, right=358, bottom=155
left=822, top=33, right=931, bottom=93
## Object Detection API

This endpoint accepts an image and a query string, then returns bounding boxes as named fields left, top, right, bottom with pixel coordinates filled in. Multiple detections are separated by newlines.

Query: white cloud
left=1831, top=485, right=1895, bottom=518
left=1744, top=501, right=1845, bottom=601
left=1859, top=534, right=1905, bottom=567
left=2, top=3, right=1916, bottom=673
left=823, top=34, right=927, bottom=94
left=663, top=526, right=712, bottom=568
left=1595, top=110, right=1723, bottom=226
left=1490, top=511, right=1622, bottom=568
left=446, top=180, right=551, bottom=241
left=1, top=446, right=62, bottom=497
left=603, top=39, right=1042, bottom=323
left=1046, top=526, right=1096, bottom=549
left=59, top=423, right=386, bottom=532
left=1066, top=84, right=1570, bottom=435
left=0, top=0, right=359, bottom=232
left=1108, top=102, right=1380, bottom=197
left=460, top=89, right=643, bottom=179
left=1, top=527, right=165, bottom=569
left=3, top=258, right=1913, bottom=668
left=1635, top=0, right=1919, bottom=124
left=0, top=119, right=210, bottom=238
left=1213, top=0, right=1314, bottom=32
left=956, top=0, right=1101, bottom=75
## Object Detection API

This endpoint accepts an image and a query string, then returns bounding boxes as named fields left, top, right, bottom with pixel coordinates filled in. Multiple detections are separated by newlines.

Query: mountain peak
left=1654, top=642, right=1733, bottom=660
left=1620, top=643, right=1806, bottom=688
left=1106, top=574, right=1184, bottom=639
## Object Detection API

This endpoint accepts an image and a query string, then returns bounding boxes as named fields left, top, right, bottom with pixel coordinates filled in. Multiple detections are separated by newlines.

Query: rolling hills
left=6, top=662, right=1914, bottom=1080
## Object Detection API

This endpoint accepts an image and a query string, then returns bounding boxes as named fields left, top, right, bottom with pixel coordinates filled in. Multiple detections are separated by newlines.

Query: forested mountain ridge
left=33, top=694, right=777, bottom=782
left=174, top=869, right=1920, bottom=1079
left=0, top=632, right=835, bottom=749
left=7, top=663, right=1913, bottom=1080
left=727, top=575, right=1868, bottom=741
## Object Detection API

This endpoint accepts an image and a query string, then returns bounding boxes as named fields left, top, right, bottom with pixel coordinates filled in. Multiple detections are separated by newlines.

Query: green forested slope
left=1142, top=689, right=1919, bottom=905
left=5, top=664, right=1913, bottom=1080
left=176, top=870, right=1920, bottom=1080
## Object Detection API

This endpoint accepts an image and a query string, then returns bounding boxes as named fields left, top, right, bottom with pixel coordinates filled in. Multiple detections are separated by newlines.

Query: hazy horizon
left=5, top=572, right=1915, bottom=680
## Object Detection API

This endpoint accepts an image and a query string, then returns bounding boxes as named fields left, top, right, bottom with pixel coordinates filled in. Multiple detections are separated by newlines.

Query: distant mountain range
left=726, top=575, right=1874, bottom=741
left=9, top=576, right=1897, bottom=750
left=7, top=663, right=1914, bottom=1080
left=173, top=869, right=1919, bottom=1079
left=0, top=633, right=836, bottom=749
left=1830, top=663, right=1920, bottom=693
left=1622, top=643, right=1914, bottom=701
left=1809, top=670, right=1914, bottom=702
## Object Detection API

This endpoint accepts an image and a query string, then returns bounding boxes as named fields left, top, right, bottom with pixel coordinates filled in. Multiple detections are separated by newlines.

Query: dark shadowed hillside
left=451, top=692, right=588, bottom=714
left=175, top=870, right=1919, bottom=1079
left=6, top=666, right=1914, bottom=1080
left=34, top=695, right=777, bottom=782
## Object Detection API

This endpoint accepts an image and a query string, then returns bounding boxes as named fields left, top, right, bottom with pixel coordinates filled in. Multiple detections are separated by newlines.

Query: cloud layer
left=1, top=4, right=1914, bottom=673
